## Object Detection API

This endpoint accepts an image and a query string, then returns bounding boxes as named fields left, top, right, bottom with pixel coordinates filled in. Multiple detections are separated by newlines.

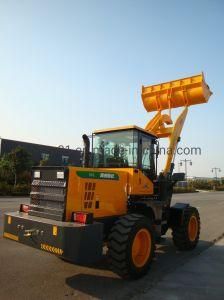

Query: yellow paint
left=144, top=107, right=188, bottom=174
left=3, top=232, right=18, bottom=241
left=163, top=107, right=188, bottom=174
left=127, top=168, right=154, bottom=195
left=188, top=215, right=198, bottom=242
left=65, top=167, right=154, bottom=221
left=7, top=216, right=12, bottom=224
left=132, top=228, right=151, bottom=268
left=66, top=167, right=84, bottom=221
left=40, top=243, right=63, bottom=255
left=93, top=125, right=156, bottom=136
left=64, top=74, right=212, bottom=219
left=142, top=73, right=212, bottom=175
left=142, top=73, right=212, bottom=112
left=53, top=226, right=58, bottom=236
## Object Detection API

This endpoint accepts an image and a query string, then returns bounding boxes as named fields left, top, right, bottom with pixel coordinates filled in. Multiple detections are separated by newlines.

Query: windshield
left=92, top=130, right=138, bottom=168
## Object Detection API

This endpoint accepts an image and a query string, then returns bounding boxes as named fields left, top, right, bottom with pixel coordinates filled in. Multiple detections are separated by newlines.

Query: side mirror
left=172, top=172, right=185, bottom=182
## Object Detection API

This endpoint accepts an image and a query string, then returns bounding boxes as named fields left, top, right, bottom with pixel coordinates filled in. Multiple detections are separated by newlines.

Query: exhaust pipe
left=82, top=134, right=90, bottom=168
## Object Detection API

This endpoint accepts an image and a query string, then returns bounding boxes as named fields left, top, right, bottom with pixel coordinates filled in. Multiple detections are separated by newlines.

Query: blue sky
left=0, top=0, right=223, bottom=177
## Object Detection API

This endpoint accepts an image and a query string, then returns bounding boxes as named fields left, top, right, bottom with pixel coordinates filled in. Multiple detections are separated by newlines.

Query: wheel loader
left=3, top=73, right=212, bottom=279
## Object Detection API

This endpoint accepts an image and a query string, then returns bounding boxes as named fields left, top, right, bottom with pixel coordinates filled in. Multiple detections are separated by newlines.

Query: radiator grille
left=28, top=168, right=68, bottom=221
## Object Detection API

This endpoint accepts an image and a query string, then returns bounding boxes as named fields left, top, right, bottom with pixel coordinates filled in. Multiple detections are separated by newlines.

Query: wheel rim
left=188, top=215, right=198, bottom=241
left=132, top=228, right=151, bottom=268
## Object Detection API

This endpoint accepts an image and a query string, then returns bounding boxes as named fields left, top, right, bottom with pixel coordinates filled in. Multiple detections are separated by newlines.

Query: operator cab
left=92, top=125, right=158, bottom=179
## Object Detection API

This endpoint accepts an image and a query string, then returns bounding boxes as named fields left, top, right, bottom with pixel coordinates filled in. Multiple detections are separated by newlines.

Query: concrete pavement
left=137, top=237, right=224, bottom=300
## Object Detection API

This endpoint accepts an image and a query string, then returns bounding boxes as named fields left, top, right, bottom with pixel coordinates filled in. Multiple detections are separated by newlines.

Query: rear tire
left=108, top=214, right=155, bottom=279
left=172, top=206, right=200, bottom=250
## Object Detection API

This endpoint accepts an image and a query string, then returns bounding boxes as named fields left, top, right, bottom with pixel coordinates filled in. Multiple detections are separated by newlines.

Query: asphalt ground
left=135, top=237, right=224, bottom=300
left=0, top=192, right=224, bottom=300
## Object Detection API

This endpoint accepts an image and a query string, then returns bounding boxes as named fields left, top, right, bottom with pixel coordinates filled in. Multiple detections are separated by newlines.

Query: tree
left=0, top=155, right=14, bottom=183
left=3, top=147, right=33, bottom=186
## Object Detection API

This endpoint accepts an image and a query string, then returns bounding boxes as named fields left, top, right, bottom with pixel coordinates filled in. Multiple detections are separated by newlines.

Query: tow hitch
left=16, top=225, right=44, bottom=237
left=23, top=229, right=40, bottom=237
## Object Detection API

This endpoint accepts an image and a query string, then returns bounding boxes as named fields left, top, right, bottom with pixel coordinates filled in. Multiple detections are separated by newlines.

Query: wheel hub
left=132, top=228, right=151, bottom=268
left=188, top=215, right=198, bottom=242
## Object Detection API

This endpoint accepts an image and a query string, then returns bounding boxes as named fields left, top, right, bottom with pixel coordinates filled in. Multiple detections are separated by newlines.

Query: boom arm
left=163, top=107, right=188, bottom=174
left=142, top=73, right=212, bottom=176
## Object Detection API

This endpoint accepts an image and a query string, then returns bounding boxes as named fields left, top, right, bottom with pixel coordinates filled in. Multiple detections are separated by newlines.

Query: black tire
left=108, top=214, right=155, bottom=279
left=172, top=206, right=200, bottom=251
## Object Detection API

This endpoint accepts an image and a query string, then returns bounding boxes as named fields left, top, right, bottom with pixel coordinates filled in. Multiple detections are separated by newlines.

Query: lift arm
left=163, top=107, right=188, bottom=174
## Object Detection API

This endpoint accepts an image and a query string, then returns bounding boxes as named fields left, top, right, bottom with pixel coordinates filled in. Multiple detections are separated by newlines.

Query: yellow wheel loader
left=3, top=73, right=212, bottom=279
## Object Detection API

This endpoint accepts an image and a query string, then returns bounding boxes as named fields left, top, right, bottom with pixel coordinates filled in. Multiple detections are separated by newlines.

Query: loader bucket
left=142, top=73, right=212, bottom=112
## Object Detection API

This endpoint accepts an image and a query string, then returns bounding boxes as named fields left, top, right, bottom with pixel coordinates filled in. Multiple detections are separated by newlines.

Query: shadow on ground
left=65, top=238, right=213, bottom=299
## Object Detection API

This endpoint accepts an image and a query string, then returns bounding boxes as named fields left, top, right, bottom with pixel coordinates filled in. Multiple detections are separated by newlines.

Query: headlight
left=57, top=171, right=64, bottom=179
left=34, top=171, right=40, bottom=178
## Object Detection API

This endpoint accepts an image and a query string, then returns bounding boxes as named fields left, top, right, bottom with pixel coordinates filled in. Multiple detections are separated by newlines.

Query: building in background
left=0, top=138, right=82, bottom=166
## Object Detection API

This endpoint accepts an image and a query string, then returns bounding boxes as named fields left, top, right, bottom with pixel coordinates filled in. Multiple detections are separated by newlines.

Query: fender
left=169, top=203, right=189, bottom=227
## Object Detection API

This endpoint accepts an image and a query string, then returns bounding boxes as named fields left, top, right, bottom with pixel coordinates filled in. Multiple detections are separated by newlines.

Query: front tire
left=172, top=206, right=200, bottom=250
left=108, top=214, right=155, bottom=279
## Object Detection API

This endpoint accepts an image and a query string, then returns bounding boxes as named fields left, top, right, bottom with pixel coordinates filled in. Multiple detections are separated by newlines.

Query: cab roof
left=93, top=125, right=158, bottom=138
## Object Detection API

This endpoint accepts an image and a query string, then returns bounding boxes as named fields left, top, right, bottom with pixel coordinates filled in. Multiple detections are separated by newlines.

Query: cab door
left=140, top=133, right=156, bottom=180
